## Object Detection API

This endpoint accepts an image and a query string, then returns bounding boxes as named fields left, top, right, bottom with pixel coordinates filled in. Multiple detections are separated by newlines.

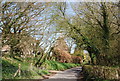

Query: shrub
left=83, top=65, right=120, bottom=80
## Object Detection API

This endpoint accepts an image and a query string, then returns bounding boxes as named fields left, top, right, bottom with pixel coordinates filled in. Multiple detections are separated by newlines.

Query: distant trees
left=52, top=37, right=83, bottom=64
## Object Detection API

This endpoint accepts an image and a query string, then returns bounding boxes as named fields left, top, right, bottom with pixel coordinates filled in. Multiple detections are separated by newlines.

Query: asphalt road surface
left=43, top=67, right=84, bottom=81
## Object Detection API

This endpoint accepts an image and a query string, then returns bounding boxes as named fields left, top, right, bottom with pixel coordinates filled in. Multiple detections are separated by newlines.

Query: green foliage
left=2, top=57, right=49, bottom=79
left=83, top=65, right=120, bottom=80
left=2, top=57, right=80, bottom=79
left=73, top=48, right=83, bottom=57
left=42, top=60, right=80, bottom=71
left=2, top=60, right=18, bottom=79
left=52, top=2, right=120, bottom=66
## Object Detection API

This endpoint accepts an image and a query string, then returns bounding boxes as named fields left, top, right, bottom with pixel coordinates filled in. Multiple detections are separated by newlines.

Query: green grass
left=42, top=60, right=80, bottom=70
left=2, top=57, right=50, bottom=79
left=2, top=57, right=80, bottom=79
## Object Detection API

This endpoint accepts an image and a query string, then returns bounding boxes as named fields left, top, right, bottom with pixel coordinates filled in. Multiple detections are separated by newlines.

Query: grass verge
left=2, top=57, right=80, bottom=79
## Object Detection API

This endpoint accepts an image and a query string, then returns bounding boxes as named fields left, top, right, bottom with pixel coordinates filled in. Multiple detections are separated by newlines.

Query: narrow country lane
left=43, top=67, right=84, bottom=81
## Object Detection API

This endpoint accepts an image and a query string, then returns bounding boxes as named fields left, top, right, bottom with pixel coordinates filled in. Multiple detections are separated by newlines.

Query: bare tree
left=1, top=2, right=48, bottom=56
